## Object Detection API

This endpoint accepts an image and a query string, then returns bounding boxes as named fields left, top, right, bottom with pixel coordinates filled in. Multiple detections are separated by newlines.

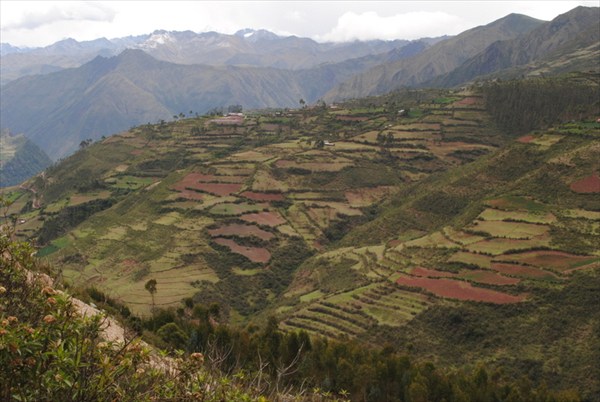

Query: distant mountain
left=0, top=29, right=414, bottom=86
left=2, top=47, right=423, bottom=160
left=324, top=13, right=544, bottom=101
left=0, top=130, right=52, bottom=187
left=0, top=43, right=31, bottom=56
left=428, top=6, right=600, bottom=87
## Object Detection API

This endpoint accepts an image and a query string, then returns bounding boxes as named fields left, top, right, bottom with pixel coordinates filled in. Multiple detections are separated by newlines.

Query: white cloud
left=316, top=11, right=467, bottom=42
left=3, top=2, right=115, bottom=31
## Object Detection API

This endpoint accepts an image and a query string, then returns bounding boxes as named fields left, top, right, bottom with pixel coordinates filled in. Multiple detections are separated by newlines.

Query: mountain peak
left=234, top=28, right=280, bottom=41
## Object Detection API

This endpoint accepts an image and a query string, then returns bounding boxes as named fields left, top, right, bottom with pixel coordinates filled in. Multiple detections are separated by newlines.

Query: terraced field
left=5, top=88, right=597, bottom=325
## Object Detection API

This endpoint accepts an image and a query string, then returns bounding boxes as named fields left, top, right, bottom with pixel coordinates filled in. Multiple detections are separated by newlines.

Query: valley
left=1, top=4, right=599, bottom=400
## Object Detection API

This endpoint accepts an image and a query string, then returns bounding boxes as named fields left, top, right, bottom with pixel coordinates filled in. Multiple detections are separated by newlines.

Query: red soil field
left=175, top=190, right=205, bottom=201
left=240, top=211, right=286, bottom=227
left=410, top=267, right=520, bottom=285
left=396, top=275, right=524, bottom=304
left=213, top=238, right=271, bottom=263
left=193, top=182, right=242, bottom=196
left=410, top=267, right=456, bottom=278
left=208, top=224, right=274, bottom=241
left=490, top=262, right=556, bottom=279
left=502, top=250, right=597, bottom=272
left=569, top=174, right=600, bottom=193
left=458, top=270, right=521, bottom=286
left=517, top=135, right=535, bottom=143
left=240, top=191, right=285, bottom=201
left=130, top=149, right=144, bottom=155
left=171, top=173, right=207, bottom=192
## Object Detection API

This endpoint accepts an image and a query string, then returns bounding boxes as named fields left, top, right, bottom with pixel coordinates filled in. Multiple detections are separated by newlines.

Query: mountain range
left=0, top=6, right=598, bottom=163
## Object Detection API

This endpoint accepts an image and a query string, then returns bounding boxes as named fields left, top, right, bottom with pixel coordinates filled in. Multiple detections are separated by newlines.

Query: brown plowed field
left=500, top=250, right=599, bottom=272
left=490, top=262, right=556, bottom=279
left=194, top=183, right=243, bottom=196
left=517, top=135, right=535, bottom=143
left=570, top=174, right=600, bottom=193
left=214, top=238, right=271, bottom=263
left=240, top=211, right=286, bottom=227
left=396, top=275, right=524, bottom=304
left=457, top=270, right=521, bottom=285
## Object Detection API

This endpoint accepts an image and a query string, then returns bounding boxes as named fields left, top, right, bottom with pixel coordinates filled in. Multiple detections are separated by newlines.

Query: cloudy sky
left=1, top=1, right=596, bottom=47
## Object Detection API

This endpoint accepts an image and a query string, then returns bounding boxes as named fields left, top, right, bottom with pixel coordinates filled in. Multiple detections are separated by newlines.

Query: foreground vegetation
left=0, top=218, right=582, bottom=400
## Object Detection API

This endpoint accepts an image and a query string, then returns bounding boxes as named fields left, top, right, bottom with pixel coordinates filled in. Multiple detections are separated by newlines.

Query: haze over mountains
left=0, top=6, right=598, bottom=164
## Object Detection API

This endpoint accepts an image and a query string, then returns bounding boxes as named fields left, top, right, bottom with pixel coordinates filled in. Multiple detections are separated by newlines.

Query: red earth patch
left=213, top=238, right=271, bottom=263
left=517, top=135, right=535, bottom=143
left=453, top=97, right=478, bottom=106
left=569, top=174, right=600, bottom=193
left=240, top=211, right=286, bottom=227
left=500, top=250, right=598, bottom=272
left=457, top=270, right=521, bottom=286
left=396, top=275, right=524, bottom=304
left=193, top=182, right=243, bottom=196
left=490, top=262, right=556, bottom=279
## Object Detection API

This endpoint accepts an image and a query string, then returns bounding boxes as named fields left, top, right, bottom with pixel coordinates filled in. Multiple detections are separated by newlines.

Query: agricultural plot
left=208, top=223, right=274, bottom=241
left=570, top=173, right=600, bottom=193
left=496, top=250, right=600, bottom=273
left=485, top=196, right=548, bottom=213
left=208, top=202, right=267, bottom=216
left=213, top=238, right=271, bottom=264
left=395, top=275, right=525, bottom=304
left=489, top=262, right=557, bottom=280
left=240, top=191, right=285, bottom=201
left=466, top=237, right=550, bottom=255
left=240, top=211, right=286, bottom=227
left=405, top=231, right=461, bottom=249
left=466, top=220, right=550, bottom=239
left=477, top=208, right=557, bottom=224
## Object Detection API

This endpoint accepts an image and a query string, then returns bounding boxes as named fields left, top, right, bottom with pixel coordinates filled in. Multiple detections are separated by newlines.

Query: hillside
left=2, top=222, right=576, bottom=401
left=0, top=130, right=51, bottom=187
left=324, top=13, right=543, bottom=101
left=428, top=6, right=600, bottom=87
left=325, top=7, right=599, bottom=101
left=2, top=73, right=599, bottom=399
left=0, top=47, right=424, bottom=161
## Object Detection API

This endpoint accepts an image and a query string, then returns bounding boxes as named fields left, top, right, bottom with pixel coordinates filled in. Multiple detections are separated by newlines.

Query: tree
left=145, top=279, right=157, bottom=318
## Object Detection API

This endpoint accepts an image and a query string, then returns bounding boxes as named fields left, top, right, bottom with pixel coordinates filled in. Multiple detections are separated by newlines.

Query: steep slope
left=429, top=6, right=600, bottom=86
left=324, top=13, right=543, bottom=100
left=276, top=100, right=599, bottom=398
left=0, top=130, right=52, bottom=187
left=2, top=73, right=598, bottom=398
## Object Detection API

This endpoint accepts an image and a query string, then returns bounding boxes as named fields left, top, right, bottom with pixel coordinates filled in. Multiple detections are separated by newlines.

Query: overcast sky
left=1, top=1, right=597, bottom=47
